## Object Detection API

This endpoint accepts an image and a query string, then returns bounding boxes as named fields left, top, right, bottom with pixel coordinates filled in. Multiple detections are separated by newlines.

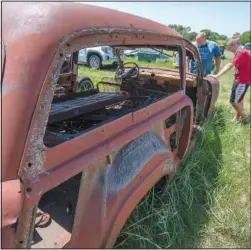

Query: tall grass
left=115, top=105, right=250, bottom=248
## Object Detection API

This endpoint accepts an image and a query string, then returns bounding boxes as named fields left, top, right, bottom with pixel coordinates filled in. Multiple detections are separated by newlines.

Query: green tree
left=219, top=34, right=227, bottom=40
left=187, top=32, right=198, bottom=41
left=240, top=31, right=251, bottom=44
left=200, top=29, right=219, bottom=42
left=168, top=24, right=191, bottom=39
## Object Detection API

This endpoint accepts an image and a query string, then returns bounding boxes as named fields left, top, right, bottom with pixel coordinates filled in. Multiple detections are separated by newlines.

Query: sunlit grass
left=78, top=56, right=175, bottom=86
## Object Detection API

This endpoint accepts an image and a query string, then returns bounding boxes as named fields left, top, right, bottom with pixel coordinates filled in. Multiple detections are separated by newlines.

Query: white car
left=78, top=46, right=124, bottom=69
left=173, top=51, right=179, bottom=68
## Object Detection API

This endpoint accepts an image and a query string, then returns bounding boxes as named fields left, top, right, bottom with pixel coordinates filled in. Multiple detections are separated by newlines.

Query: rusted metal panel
left=205, top=76, right=220, bottom=117
left=48, top=93, right=129, bottom=124
left=1, top=180, right=23, bottom=248
left=21, top=94, right=191, bottom=196
left=2, top=2, right=184, bottom=183
left=2, top=2, right=181, bottom=46
left=16, top=97, right=193, bottom=248
left=67, top=153, right=171, bottom=248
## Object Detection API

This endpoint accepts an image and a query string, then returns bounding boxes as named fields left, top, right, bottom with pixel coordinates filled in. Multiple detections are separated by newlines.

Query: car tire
left=88, top=54, right=102, bottom=69
left=77, top=77, right=94, bottom=92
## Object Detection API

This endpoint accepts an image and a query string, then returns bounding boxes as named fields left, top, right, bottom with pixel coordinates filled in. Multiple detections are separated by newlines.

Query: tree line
left=168, top=24, right=250, bottom=45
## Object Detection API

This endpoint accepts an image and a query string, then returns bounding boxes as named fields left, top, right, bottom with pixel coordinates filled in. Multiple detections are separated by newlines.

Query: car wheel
left=88, top=54, right=102, bottom=69
left=77, top=77, right=94, bottom=92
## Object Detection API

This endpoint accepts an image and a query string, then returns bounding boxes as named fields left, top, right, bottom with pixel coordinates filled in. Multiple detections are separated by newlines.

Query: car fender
left=102, top=140, right=175, bottom=248
left=67, top=132, right=176, bottom=248
left=205, top=76, right=220, bottom=117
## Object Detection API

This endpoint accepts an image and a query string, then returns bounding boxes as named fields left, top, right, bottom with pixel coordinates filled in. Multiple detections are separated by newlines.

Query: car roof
left=2, top=2, right=181, bottom=47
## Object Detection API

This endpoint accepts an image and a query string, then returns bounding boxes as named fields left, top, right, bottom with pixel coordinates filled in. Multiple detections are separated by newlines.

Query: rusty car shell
left=1, top=2, right=220, bottom=248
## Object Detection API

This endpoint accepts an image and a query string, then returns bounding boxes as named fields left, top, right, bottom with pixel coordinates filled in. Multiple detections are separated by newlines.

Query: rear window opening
left=43, top=45, right=192, bottom=148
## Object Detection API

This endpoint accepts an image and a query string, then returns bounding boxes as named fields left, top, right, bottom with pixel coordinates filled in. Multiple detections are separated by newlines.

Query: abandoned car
left=1, top=2, right=219, bottom=249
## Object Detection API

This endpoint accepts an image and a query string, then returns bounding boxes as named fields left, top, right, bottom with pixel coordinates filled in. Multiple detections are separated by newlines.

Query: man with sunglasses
left=212, top=38, right=250, bottom=123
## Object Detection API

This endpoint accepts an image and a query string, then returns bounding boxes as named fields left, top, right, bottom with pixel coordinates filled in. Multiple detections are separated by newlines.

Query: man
left=211, top=38, right=251, bottom=123
left=189, top=32, right=222, bottom=76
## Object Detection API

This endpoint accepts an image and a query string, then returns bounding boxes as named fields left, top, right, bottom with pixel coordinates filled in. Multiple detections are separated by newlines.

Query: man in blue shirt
left=189, top=32, right=222, bottom=76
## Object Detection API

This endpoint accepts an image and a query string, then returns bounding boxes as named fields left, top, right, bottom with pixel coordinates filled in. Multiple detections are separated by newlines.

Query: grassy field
left=78, top=56, right=175, bottom=86
left=78, top=52, right=250, bottom=248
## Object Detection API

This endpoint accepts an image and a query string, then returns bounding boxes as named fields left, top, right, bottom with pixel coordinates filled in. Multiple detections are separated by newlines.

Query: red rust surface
left=23, top=93, right=191, bottom=199
left=205, top=76, right=220, bottom=116
left=1, top=180, right=23, bottom=248
left=68, top=154, right=173, bottom=248
left=2, top=2, right=191, bottom=182
left=48, top=92, right=129, bottom=124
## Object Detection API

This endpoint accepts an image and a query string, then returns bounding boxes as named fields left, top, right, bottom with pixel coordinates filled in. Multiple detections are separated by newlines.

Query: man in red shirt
left=212, top=38, right=250, bottom=123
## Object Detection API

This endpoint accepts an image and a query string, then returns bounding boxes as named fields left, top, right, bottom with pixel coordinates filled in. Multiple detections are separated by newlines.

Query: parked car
left=2, top=2, right=219, bottom=249
left=173, top=51, right=180, bottom=67
left=124, top=48, right=169, bottom=62
left=123, top=49, right=139, bottom=57
left=78, top=46, right=124, bottom=69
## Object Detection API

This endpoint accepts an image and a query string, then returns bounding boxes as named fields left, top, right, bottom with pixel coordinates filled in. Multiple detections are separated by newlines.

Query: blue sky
left=81, top=1, right=250, bottom=37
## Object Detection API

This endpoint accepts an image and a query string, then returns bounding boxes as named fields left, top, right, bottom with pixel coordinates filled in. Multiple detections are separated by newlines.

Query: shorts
left=230, top=82, right=250, bottom=103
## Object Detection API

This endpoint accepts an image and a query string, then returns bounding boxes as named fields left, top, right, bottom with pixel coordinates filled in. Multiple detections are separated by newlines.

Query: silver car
left=78, top=46, right=124, bottom=69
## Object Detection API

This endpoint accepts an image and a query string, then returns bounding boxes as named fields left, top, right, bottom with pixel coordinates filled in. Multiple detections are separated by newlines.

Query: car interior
left=43, top=46, right=198, bottom=148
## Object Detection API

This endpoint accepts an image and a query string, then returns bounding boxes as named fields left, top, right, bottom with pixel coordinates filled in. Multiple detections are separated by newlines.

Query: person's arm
left=214, top=56, right=221, bottom=74
left=213, top=43, right=222, bottom=74
left=212, top=62, right=233, bottom=78
left=212, top=51, right=241, bottom=79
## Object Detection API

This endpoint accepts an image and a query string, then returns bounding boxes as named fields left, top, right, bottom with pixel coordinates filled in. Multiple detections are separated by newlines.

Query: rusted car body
left=1, top=2, right=219, bottom=249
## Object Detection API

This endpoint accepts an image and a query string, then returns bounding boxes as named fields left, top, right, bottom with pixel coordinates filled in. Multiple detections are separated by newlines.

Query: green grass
left=79, top=52, right=250, bottom=248
left=78, top=56, right=174, bottom=86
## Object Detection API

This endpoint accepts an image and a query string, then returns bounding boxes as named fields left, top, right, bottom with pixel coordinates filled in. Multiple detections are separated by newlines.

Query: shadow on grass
left=115, top=107, right=226, bottom=249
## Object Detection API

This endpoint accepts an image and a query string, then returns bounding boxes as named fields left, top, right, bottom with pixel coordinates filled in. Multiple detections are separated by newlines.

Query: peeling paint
left=105, top=131, right=167, bottom=195
left=22, top=51, right=66, bottom=181
left=16, top=206, right=38, bottom=248
left=100, top=131, right=168, bottom=218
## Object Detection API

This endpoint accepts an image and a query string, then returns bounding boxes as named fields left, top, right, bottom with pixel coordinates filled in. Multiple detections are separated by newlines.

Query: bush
left=240, top=31, right=251, bottom=45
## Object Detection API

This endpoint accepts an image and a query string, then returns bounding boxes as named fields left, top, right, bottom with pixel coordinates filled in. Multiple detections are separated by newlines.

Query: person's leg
left=230, top=82, right=240, bottom=121
left=233, top=110, right=240, bottom=121
left=231, top=102, right=246, bottom=120
left=230, top=83, right=250, bottom=121
left=233, top=100, right=244, bottom=120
